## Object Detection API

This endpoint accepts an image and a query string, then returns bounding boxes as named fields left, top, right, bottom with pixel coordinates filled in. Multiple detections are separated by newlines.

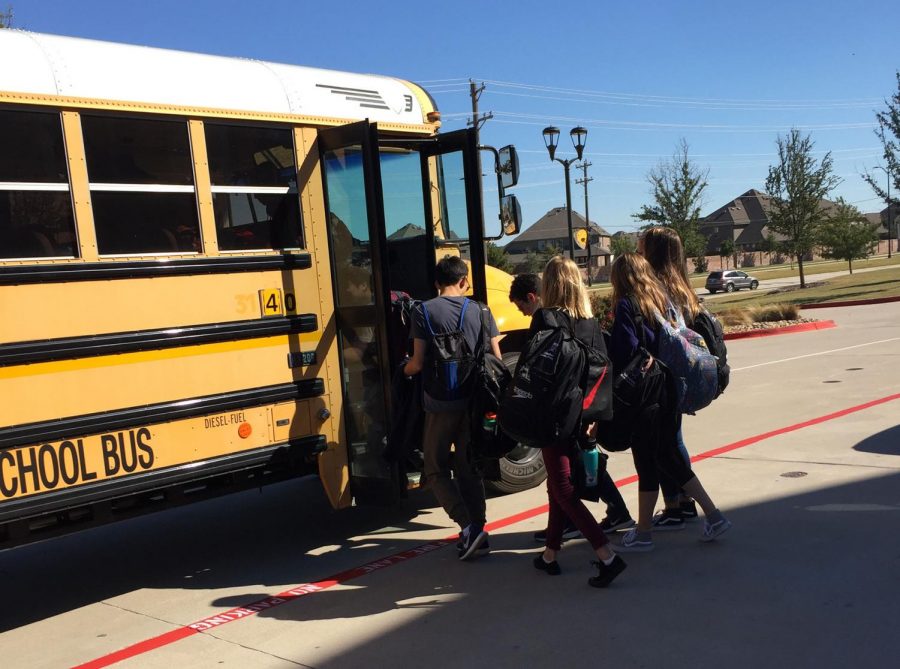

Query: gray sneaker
left=700, top=517, right=732, bottom=542
left=616, top=528, right=654, bottom=552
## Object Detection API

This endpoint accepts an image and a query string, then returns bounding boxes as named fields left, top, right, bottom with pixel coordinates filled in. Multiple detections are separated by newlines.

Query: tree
left=760, top=232, right=778, bottom=263
left=485, top=241, right=512, bottom=273
left=0, top=6, right=12, bottom=28
left=517, top=251, right=543, bottom=274
left=719, top=239, right=735, bottom=269
left=817, top=198, right=878, bottom=273
left=633, top=138, right=710, bottom=271
left=863, top=71, right=900, bottom=253
left=610, top=234, right=635, bottom=257
left=764, top=129, right=840, bottom=288
left=539, top=243, right=563, bottom=267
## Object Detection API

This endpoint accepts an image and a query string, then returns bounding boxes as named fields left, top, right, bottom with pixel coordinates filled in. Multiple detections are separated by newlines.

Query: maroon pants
left=541, top=445, right=609, bottom=551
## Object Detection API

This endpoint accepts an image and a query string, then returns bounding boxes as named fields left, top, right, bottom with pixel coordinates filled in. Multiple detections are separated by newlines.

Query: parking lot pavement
left=2, top=303, right=899, bottom=669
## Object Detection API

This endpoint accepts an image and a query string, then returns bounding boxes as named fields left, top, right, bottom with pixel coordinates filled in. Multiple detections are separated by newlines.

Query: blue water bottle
left=582, top=437, right=599, bottom=487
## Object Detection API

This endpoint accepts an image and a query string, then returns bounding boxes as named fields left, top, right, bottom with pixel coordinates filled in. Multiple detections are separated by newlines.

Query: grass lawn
left=701, top=265, right=900, bottom=313
left=686, top=254, right=900, bottom=289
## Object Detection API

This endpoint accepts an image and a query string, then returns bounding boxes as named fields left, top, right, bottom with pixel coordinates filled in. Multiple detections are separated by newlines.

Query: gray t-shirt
left=410, top=296, right=500, bottom=412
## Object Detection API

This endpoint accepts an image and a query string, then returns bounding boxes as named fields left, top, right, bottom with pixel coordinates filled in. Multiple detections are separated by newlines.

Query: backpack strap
left=458, top=297, right=470, bottom=329
left=420, top=301, right=436, bottom=337
left=627, top=295, right=648, bottom=350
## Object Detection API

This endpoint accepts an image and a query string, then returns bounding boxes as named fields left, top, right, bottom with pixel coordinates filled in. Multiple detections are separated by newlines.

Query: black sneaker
left=474, top=537, right=491, bottom=557
left=533, top=554, right=561, bottom=575
left=588, top=555, right=627, bottom=588
left=533, top=523, right=582, bottom=543
left=680, top=499, right=699, bottom=521
left=599, top=513, right=636, bottom=533
left=458, top=526, right=488, bottom=561
left=651, top=509, right=686, bottom=531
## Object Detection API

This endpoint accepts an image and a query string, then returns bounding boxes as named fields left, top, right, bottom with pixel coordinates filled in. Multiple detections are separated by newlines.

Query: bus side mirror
left=498, top=145, right=519, bottom=190
left=500, top=194, right=521, bottom=236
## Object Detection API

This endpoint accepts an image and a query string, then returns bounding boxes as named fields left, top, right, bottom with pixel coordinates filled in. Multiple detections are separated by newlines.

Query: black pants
left=631, top=402, right=694, bottom=493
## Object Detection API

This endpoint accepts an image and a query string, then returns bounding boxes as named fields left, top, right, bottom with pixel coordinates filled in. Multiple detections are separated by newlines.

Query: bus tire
left=485, top=351, right=547, bottom=494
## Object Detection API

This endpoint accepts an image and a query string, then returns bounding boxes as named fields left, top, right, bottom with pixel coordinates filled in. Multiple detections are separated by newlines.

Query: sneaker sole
left=459, top=531, right=488, bottom=560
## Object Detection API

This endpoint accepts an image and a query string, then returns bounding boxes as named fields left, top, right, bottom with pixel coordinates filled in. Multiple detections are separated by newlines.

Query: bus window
left=381, top=149, right=432, bottom=300
left=0, top=109, right=76, bottom=259
left=205, top=123, right=303, bottom=251
left=436, top=150, right=470, bottom=259
left=82, top=115, right=201, bottom=255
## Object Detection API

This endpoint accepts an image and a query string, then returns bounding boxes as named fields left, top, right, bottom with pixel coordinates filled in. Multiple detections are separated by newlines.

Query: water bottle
left=581, top=437, right=599, bottom=487
left=482, top=412, right=497, bottom=435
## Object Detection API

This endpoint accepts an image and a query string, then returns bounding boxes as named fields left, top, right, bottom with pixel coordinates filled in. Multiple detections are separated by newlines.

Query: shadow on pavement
left=853, top=424, right=900, bottom=456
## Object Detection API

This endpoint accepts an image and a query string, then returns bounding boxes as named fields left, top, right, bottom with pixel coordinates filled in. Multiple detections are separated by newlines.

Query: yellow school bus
left=0, top=30, right=542, bottom=548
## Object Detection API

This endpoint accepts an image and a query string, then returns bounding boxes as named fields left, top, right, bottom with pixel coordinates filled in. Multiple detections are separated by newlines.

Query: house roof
left=511, top=207, right=611, bottom=243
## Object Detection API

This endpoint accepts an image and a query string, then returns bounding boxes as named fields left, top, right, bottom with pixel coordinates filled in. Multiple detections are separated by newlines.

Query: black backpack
left=498, top=310, right=598, bottom=447
left=420, top=298, right=479, bottom=402
left=688, top=308, right=730, bottom=397
left=469, top=305, right=517, bottom=459
left=594, top=298, right=672, bottom=452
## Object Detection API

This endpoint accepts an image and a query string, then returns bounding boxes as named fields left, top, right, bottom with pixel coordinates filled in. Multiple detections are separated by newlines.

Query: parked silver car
left=706, top=270, right=759, bottom=293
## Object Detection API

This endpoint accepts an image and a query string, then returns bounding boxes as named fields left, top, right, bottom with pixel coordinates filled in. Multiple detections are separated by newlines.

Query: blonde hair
left=610, top=252, right=668, bottom=322
left=541, top=256, right=592, bottom=319
left=640, top=226, right=700, bottom=319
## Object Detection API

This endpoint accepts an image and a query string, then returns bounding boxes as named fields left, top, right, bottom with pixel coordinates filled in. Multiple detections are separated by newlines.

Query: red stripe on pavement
left=75, top=392, right=900, bottom=668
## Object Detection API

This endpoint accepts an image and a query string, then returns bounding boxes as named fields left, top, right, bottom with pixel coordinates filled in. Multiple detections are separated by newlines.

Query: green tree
left=764, top=129, right=840, bottom=288
left=633, top=138, right=710, bottom=268
left=485, top=241, right=512, bottom=273
left=610, top=234, right=635, bottom=257
left=719, top=238, right=735, bottom=269
left=539, top=243, right=563, bottom=267
left=0, top=5, right=12, bottom=28
left=817, top=198, right=878, bottom=273
left=760, top=232, right=779, bottom=263
left=863, top=71, right=900, bottom=252
left=517, top=251, right=543, bottom=274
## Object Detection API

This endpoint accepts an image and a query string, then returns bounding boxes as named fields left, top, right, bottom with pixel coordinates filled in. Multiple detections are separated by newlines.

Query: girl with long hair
left=608, top=252, right=731, bottom=552
left=639, top=226, right=703, bottom=529
left=531, top=256, right=627, bottom=587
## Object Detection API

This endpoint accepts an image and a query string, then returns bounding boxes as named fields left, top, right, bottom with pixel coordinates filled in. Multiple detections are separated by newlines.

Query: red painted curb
left=799, top=295, right=900, bottom=309
left=74, top=390, right=900, bottom=669
left=724, top=319, right=836, bottom=340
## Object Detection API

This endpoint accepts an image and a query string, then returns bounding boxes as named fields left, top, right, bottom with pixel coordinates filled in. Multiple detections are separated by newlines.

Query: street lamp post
left=875, top=166, right=893, bottom=259
left=542, top=126, right=587, bottom=260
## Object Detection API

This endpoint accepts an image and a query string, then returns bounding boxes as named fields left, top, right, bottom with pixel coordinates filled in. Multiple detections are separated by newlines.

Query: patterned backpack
left=654, top=306, right=719, bottom=414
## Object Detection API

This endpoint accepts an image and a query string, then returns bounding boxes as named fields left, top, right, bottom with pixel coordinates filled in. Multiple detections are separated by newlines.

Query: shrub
left=770, top=252, right=786, bottom=265
left=750, top=303, right=800, bottom=322
left=692, top=255, right=709, bottom=273
left=717, top=308, right=752, bottom=327
left=590, top=292, right=615, bottom=332
left=740, top=253, right=756, bottom=267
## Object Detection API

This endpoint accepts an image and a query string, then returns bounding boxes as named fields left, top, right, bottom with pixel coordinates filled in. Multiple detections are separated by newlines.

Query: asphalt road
left=2, top=302, right=900, bottom=669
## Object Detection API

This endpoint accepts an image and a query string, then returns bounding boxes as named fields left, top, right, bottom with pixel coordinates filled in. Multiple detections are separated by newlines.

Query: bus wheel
left=485, top=351, right=547, bottom=494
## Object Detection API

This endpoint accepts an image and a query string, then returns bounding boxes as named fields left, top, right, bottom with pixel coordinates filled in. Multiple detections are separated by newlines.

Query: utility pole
left=469, top=80, right=493, bottom=241
left=575, top=161, right=594, bottom=285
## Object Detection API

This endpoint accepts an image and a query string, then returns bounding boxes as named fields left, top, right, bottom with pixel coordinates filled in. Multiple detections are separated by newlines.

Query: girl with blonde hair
left=531, top=256, right=627, bottom=587
left=608, top=253, right=730, bottom=552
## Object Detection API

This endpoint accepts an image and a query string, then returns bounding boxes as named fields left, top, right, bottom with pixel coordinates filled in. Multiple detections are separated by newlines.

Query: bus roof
left=0, top=30, right=436, bottom=127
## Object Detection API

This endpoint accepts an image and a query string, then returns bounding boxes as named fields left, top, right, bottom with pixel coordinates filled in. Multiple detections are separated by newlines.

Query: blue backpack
left=420, top=298, right=480, bottom=402
left=654, top=306, right=718, bottom=414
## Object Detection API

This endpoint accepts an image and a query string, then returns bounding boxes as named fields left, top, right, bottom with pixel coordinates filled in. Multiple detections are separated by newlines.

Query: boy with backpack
left=403, top=256, right=502, bottom=561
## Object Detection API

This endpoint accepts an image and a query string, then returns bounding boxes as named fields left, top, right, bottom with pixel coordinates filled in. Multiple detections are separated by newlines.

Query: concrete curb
left=724, top=320, right=837, bottom=340
left=799, top=295, right=900, bottom=309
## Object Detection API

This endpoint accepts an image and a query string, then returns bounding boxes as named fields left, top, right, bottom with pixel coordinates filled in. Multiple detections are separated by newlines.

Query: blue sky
left=11, top=0, right=900, bottom=237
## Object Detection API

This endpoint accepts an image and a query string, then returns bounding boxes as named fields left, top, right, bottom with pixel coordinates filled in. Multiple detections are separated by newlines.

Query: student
left=608, top=253, right=731, bottom=552
left=640, top=226, right=702, bottom=529
left=510, top=272, right=635, bottom=543
left=509, top=273, right=542, bottom=317
left=404, top=256, right=502, bottom=560
left=530, top=256, right=626, bottom=588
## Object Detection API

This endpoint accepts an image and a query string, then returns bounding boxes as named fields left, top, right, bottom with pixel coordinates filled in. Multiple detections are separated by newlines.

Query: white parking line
left=733, top=337, right=900, bottom=371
